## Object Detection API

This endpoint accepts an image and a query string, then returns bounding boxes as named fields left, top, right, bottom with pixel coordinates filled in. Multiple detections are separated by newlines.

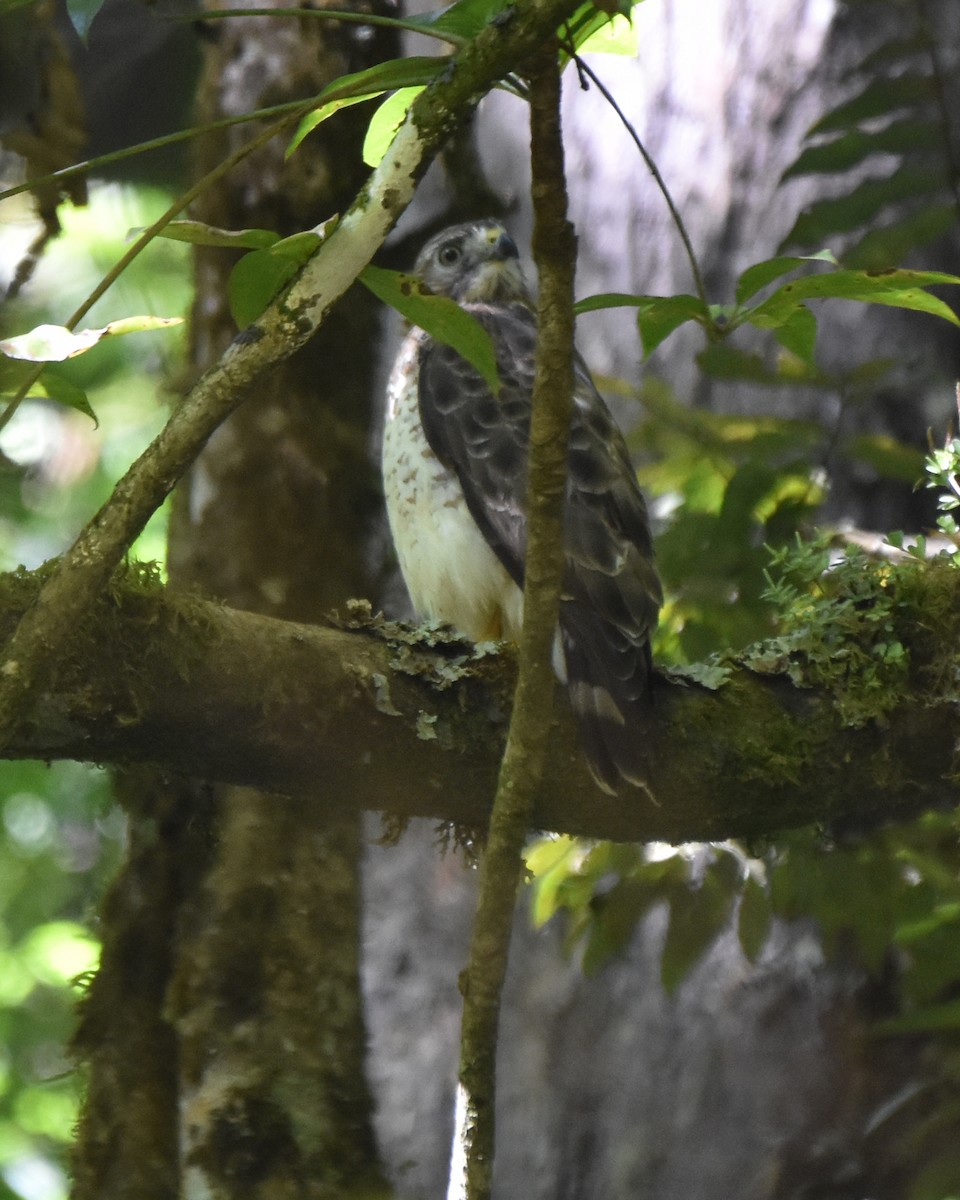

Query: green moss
left=749, top=537, right=960, bottom=728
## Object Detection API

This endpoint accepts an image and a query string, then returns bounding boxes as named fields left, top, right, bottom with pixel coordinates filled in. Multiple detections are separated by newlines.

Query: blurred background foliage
left=0, top=184, right=189, bottom=1197
left=1, top=0, right=960, bottom=1195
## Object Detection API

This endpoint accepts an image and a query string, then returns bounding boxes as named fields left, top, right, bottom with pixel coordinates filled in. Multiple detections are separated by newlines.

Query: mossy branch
left=2, top=567, right=958, bottom=840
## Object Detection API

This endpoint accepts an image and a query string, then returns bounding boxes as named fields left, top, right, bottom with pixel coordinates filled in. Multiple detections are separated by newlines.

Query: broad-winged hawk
left=382, top=219, right=662, bottom=793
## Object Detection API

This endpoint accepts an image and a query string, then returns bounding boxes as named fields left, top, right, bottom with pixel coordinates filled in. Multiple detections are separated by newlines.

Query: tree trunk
left=71, top=3, right=397, bottom=1194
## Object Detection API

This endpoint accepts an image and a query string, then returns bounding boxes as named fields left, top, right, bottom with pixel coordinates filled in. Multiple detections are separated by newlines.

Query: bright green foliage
left=287, top=57, right=447, bottom=157
left=0, top=761, right=123, bottom=1200
left=0, top=316, right=182, bottom=368
left=1, top=183, right=188, bottom=1199
left=631, top=381, right=828, bottom=661
left=921, top=431, right=960, bottom=554
left=779, top=1, right=960, bottom=267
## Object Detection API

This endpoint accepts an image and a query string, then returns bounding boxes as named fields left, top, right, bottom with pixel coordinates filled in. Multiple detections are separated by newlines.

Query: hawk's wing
left=418, top=302, right=662, bottom=792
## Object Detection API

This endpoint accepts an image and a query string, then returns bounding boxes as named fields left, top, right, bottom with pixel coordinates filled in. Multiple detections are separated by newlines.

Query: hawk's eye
left=438, top=243, right=461, bottom=267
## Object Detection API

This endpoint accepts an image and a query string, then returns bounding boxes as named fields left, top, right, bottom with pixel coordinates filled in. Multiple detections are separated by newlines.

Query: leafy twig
left=451, top=36, right=576, bottom=1200
left=0, top=100, right=316, bottom=207
left=0, top=109, right=306, bottom=437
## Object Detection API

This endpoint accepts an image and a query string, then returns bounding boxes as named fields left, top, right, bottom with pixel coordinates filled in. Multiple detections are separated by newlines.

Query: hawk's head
left=415, top=220, right=532, bottom=305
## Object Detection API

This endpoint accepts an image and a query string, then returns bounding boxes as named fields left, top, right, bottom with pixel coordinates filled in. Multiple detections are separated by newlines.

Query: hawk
left=382, top=219, right=662, bottom=794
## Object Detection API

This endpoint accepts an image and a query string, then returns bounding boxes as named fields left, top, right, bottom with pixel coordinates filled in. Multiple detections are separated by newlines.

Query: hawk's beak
left=489, top=229, right=519, bottom=262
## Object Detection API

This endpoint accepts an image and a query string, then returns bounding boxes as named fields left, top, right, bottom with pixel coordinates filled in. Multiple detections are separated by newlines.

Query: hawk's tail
left=559, top=604, right=654, bottom=795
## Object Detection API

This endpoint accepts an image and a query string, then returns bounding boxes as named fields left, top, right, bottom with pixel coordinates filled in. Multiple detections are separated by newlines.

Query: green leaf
left=287, top=57, right=444, bottom=156
left=746, top=266, right=960, bottom=329
left=772, top=303, right=818, bottom=363
left=574, top=291, right=655, bottom=314
left=577, top=12, right=638, bottom=55
left=65, top=0, right=106, bottom=40
left=734, top=250, right=837, bottom=306
left=807, top=73, right=936, bottom=136
left=0, top=316, right=183, bottom=363
left=414, top=0, right=512, bottom=39
left=41, top=369, right=98, bottom=426
left=577, top=294, right=710, bottom=357
left=0, top=0, right=37, bottom=13
left=150, top=220, right=281, bottom=250
left=638, top=295, right=713, bottom=356
left=226, top=219, right=337, bottom=326
left=363, top=87, right=425, bottom=168
left=526, top=836, right=580, bottom=928
left=360, top=265, right=500, bottom=393
left=229, top=253, right=300, bottom=328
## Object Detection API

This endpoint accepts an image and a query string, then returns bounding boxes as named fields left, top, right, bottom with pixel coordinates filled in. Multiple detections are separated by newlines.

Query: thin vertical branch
left=450, top=37, right=577, bottom=1200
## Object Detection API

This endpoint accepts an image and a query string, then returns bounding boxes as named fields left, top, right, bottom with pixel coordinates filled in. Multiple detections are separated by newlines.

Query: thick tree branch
left=2, top=572, right=957, bottom=842
left=0, top=0, right=585, bottom=750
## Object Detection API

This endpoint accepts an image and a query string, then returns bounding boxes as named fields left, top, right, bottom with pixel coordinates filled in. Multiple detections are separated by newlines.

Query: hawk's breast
left=382, top=329, right=523, bottom=643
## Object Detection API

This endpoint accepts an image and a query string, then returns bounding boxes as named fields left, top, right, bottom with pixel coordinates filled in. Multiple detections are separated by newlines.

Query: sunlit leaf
left=363, top=87, right=425, bottom=168
left=577, top=11, right=637, bottom=55
left=0, top=317, right=183, bottom=363
left=360, top=265, right=500, bottom=393
left=576, top=289, right=711, bottom=357
left=149, top=220, right=280, bottom=250
left=21, top=921, right=100, bottom=988
left=526, top=836, right=580, bottom=928
left=287, top=57, right=444, bottom=156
